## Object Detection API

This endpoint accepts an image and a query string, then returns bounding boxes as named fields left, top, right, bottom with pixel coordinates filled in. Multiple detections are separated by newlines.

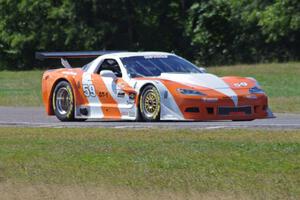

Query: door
left=91, top=59, right=136, bottom=119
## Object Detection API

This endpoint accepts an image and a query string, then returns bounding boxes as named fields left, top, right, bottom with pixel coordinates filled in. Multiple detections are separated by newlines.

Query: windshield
left=120, top=55, right=202, bottom=77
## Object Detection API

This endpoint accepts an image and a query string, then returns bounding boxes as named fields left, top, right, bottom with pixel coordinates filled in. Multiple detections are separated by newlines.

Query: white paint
left=102, top=77, right=136, bottom=120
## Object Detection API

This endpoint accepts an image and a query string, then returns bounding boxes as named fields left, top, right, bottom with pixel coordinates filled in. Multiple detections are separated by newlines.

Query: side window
left=97, top=59, right=122, bottom=78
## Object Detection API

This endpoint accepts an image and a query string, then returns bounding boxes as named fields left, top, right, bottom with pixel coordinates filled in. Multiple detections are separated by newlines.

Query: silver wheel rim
left=56, top=87, right=71, bottom=115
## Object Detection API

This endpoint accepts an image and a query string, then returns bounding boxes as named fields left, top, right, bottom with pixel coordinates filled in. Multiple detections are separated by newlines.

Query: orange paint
left=42, top=68, right=89, bottom=115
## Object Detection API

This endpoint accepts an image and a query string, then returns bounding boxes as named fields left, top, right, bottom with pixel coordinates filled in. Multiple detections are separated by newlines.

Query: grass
left=0, top=128, right=299, bottom=199
left=0, top=70, right=43, bottom=106
left=0, top=62, right=299, bottom=112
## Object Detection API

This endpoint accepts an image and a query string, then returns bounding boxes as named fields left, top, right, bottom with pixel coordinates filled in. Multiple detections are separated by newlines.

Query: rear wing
left=35, top=50, right=125, bottom=68
left=35, top=50, right=124, bottom=60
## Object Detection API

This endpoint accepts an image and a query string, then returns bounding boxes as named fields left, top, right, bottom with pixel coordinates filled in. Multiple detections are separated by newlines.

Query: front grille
left=218, top=106, right=252, bottom=116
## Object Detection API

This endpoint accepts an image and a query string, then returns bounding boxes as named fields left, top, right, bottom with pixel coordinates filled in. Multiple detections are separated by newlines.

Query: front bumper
left=175, top=94, right=273, bottom=121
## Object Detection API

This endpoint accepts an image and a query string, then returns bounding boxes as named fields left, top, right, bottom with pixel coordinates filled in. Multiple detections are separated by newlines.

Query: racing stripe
left=82, top=72, right=104, bottom=118
left=73, top=71, right=90, bottom=118
left=158, top=73, right=239, bottom=107
left=91, top=74, right=122, bottom=119
left=154, top=81, right=185, bottom=120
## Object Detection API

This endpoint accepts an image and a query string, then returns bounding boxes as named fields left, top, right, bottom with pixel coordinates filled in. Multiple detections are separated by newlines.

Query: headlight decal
left=177, top=88, right=206, bottom=96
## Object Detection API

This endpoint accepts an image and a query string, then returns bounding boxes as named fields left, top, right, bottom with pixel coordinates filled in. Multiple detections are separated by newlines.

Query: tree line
left=0, top=0, right=299, bottom=70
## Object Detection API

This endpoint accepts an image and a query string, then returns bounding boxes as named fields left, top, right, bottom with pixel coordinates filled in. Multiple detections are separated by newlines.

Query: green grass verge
left=0, top=62, right=299, bottom=112
left=0, top=70, right=43, bottom=106
left=0, top=128, right=299, bottom=199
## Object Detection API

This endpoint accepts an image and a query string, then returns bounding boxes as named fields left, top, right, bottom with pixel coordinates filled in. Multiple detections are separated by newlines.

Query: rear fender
left=42, top=70, right=79, bottom=115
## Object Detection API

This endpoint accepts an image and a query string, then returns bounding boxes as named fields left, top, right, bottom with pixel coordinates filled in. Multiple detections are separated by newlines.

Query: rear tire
left=52, top=81, right=75, bottom=121
left=139, top=85, right=161, bottom=122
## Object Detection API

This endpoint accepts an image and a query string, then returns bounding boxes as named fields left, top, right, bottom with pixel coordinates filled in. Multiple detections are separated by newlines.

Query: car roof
left=106, top=51, right=174, bottom=58
left=84, top=51, right=176, bottom=73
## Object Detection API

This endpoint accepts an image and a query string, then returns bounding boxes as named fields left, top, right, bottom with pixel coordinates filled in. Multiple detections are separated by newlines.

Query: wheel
left=52, top=81, right=75, bottom=121
left=139, top=85, right=161, bottom=122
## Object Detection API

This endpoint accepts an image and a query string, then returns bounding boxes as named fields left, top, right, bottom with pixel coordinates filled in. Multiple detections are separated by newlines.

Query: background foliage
left=0, top=0, right=299, bottom=69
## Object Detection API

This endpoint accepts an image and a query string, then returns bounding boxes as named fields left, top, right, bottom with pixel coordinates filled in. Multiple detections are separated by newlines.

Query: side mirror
left=199, top=67, right=207, bottom=73
left=100, top=70, right=116, bottom=78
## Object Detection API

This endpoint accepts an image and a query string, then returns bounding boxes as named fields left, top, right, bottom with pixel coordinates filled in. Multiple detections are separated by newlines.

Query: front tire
left=139, top=85, right=161, bottom=122
left=52, top=81, right=75, bottom=121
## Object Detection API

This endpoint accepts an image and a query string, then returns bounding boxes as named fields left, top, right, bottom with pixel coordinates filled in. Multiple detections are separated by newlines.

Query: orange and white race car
left=36, top=51, right=274, bottom=122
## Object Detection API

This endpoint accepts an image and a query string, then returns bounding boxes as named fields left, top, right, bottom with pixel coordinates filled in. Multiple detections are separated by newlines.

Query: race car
left=36, top=51, right=274, bottom=122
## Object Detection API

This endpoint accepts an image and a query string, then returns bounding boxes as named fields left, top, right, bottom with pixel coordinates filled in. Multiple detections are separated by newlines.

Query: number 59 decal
left=83, top=84, right=96, bottom=97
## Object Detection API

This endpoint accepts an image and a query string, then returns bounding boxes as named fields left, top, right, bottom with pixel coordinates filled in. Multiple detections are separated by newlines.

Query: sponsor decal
left=62, top=71, right=77, bottom=76
left=202, top=97, right=218, bottom=103
left=246, top=94, right=258, bottom=99
left=117, top=92, right=125, bottom=98
left=98, top=91, right=109, bottom=98
left=127, top=100, right=134, bottom=105
left=144, top=55, right=168, bottom=59
left=233, top=82, right=248, bottom=87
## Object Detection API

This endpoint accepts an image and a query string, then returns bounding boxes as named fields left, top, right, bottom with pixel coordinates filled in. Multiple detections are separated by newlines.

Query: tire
left=139, top=85, right=161, bottom=122
left=52, top=81, right=76, bottom=121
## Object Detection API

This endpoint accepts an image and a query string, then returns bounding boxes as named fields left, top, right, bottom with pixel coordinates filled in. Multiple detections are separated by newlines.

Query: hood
left=159, top=73, right=239, bottom=106
left=160, top=73, right=230, bottom=90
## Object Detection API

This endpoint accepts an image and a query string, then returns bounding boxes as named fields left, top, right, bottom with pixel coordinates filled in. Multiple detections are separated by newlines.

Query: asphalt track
left=0, top=106, right=299, bottom=129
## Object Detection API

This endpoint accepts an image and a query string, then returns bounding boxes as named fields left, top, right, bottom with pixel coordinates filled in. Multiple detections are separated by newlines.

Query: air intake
left=185, top=107, right=200, bottom=113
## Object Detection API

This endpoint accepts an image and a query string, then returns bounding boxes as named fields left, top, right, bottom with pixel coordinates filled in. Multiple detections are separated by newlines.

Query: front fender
left=131, top=79, right=184, bottom=120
